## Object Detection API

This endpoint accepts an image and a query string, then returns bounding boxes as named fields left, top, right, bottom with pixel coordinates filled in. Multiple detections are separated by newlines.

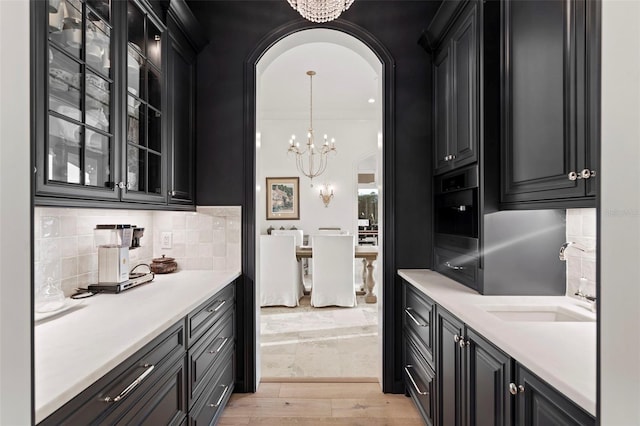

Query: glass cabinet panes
left=86, top=11, right=111, bottom=77
left=86, top=0, right=110, bottom=22
left=126, top=0, right=163, bottom=196
left=49, top=49, right=82, bottom=120
left=148, top=66, right=161, bottom=109
left=48, top=116, right=82, bottom=184
left=148, top=109, right=161, bottom=152
left=146, top=22, right=162, bottom=68
left=46, top=0, right=113, bottom=190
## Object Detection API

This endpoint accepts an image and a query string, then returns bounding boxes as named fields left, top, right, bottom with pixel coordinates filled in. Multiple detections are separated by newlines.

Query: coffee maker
left=95, top=224, right=133, bottom=284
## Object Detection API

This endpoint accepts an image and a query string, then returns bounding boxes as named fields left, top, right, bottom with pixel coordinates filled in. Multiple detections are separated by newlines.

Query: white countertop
left=34, top=269, right=241, bottom=424
left=398, top=269, right=596, bottom=416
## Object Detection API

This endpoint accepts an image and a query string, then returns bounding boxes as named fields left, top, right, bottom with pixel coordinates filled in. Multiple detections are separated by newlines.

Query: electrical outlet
left=160, top=232, right=172, bottom=249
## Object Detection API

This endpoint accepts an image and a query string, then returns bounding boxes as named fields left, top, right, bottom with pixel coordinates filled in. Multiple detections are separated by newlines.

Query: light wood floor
left=219, top=382, right=422, bottom=425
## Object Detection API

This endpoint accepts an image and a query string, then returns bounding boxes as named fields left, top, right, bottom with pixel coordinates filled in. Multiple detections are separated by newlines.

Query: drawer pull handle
left=404, top=308, right=428, bottom=327
left=207, top=300, right=226, bottom=313
left=209, top=337, right=229, bottom=354
left=102, top=364, right=155, bottom=403
left=404, top=365, right=428, bottom=396
left=209, top=385, right=230, bottom=408
left=445, top=262, right=465, bottom=271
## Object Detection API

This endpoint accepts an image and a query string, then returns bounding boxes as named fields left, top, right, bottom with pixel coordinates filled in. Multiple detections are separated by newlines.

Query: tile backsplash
left=565, top=208, right=597, bottom=299
left=34, top=206, right=241, bottom=297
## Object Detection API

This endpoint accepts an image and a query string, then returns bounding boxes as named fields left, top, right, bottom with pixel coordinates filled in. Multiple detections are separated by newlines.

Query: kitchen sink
left=482, top=305, right=595, bottom=322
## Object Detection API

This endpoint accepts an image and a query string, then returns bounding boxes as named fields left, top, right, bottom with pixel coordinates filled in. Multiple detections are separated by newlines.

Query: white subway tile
left=186, top=230, right=199, bottom=245
left=61, top=277, right=78, bottom=297
left=199, top=214, right=213, bottom=230
left=78, top=254, right=96, bottom=274
left=213, top=229, right=226, bottom=243
left=213, top=257, right=227, bottom=271
left=61, top=257, right=78, bottom=278
left=185, top=243, right=199, bottom=258
left=172, top=214, right=186, bottom=230
left=60, top=216, right=77, bottom=236
left=199, top=231, right=213, bottom=243
left=59, top=237, right=78, bottom=258
left=173, top=230, right=186, bottom=244
left=213, top=242, right=226, bottom=257
left=186, top=213, right=199, bottom=230
left=199, top=243, right=213, bottom=258
left=40, top=216, right=60, bottom=238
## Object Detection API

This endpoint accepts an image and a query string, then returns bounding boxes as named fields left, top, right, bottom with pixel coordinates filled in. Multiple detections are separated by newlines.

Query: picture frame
left=266, top=177, right=300, bottom=220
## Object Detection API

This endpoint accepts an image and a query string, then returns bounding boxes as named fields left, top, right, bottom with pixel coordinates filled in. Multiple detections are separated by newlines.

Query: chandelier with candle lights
left=287, top=70, right=337, bottom=186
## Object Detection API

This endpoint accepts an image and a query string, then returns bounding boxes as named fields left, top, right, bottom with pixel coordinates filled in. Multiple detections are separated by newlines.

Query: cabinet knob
left=568, top=169, right=596, bottom=181
left=170, top=190, right=176, bottom=196
left=459, top=339, right=469, bottom=348
left=509, top=383, right=525, bottom=395
left=454, top=334, right=461, bottom=343
left=450, top=154, right=456, bottom=160
left=444, top=155, right=450, bottom=161
left=117, top=181, right=126, bottom=189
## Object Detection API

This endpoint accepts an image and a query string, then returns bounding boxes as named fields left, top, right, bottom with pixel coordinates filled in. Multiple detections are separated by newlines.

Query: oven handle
left=445, top=261, right=465, bottom=271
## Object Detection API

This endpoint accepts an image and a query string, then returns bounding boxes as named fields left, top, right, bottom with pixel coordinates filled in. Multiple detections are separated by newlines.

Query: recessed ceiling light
left=368, top=98, right=375, bottom=104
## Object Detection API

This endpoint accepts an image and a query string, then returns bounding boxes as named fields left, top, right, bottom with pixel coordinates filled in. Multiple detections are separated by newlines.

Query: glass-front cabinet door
left=35, top=0, right=168, bottom=206
left=122, top=0, right=166, bottom=203
left=39, top=0, right=117, bottom=200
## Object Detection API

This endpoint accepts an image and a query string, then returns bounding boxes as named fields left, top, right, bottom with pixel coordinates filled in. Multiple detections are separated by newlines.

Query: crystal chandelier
left=287, top=0, right=355, bottom=23
left=287, top=71, right=337, bottom=186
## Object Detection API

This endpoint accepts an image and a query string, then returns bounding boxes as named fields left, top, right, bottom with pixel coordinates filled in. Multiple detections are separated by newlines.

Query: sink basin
left=483, top=305, right=595, bottom=322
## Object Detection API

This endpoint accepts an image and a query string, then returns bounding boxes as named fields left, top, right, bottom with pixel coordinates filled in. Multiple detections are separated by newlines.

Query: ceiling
left=258, top=30, right=382, bottom=122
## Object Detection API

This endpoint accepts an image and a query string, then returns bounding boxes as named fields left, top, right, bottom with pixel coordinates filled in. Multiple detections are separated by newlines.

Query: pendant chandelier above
left=286, top=0, right=355, bottom=23
left=287, top=70, right=337, bottom=186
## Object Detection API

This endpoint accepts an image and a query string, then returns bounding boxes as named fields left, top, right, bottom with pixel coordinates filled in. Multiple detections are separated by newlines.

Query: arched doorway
left=255, top=28, right=383, bottom=381
left=241, top=19, right=397, bottom=393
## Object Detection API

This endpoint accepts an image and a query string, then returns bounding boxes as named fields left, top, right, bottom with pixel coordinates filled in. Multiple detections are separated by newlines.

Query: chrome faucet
left=575, top=289, right=597, bottom=313
left=559, top=242, right=592, bottom=261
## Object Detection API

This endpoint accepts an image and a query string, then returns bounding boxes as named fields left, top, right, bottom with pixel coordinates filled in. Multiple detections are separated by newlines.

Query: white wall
left=257, top=118, right=378, bottom=237
left=0, top=0, right=32, bottom=423
left=600, top=0, right=640, bottom=423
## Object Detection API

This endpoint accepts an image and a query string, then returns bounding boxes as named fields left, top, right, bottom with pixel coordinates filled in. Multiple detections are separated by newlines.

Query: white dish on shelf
left=34, top=298, right=85, bottom=323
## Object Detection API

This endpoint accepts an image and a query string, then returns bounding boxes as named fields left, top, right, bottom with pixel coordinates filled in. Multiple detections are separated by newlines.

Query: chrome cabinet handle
left=404, top=366, right=429, bottom=395
left=208, top=385, right=230, bottom=408
left=207, top=300, right=226, bottom=313
left=454, top=334, right=461, bottom=343
left=102, top=364, right=155, bottom=403
left=209, top=337, right=229, bottom=354
left=445, top=262, right=465, bottom=271
left=404, top=308, right=428, bottom=327
left=459, top=339, right=469, bottom=348
left=444, top=155, right=450, bottom=161
left=117, top=181, right=126, bottom=189
left=509, top=383, right=525, bottom=395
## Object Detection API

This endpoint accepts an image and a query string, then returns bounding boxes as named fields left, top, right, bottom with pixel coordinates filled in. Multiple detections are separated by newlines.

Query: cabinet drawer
left=187, top=284, right=235, bottom=347
left=189, top=352, right=235, bottom=426
left=434, top=247, right=478, bottom=291
left=188, top=309, right=234, bottom=404
left=405, top=335, right=435, bottom=426
left=404, top=284, right=435, bottom=368
left=102, top=354, right=187, bottom=425
left=40, top=321, right=185, bottom=425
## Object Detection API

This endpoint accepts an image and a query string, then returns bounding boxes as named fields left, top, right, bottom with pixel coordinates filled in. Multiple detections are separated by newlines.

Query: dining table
left=296, top=245, right=379, bottom=303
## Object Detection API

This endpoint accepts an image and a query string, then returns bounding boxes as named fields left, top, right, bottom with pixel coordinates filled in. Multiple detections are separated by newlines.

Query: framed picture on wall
left=266, top=177, right=300, bottom=220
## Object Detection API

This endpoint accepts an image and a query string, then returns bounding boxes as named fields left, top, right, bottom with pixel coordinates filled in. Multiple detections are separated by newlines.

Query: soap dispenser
left=35, top=277, right=65, bottom=313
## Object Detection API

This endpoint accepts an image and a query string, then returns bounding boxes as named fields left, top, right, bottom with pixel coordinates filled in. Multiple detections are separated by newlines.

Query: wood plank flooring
left=219, top=382, right=422, bottom=425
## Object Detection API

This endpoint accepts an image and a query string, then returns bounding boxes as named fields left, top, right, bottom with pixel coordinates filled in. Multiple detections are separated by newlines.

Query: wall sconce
left=319, top=184, right=334, bottom=208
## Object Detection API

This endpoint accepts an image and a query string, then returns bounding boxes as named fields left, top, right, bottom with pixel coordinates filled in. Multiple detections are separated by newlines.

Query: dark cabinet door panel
left=436, top=308, right=464, bottom=426
left=515, top=364, right=595, bottom=426
left=450, top=3, right=477, bottom=169
left=434, top=46, right=451, bottom=174
left=466, top=328, right=512, bottom=426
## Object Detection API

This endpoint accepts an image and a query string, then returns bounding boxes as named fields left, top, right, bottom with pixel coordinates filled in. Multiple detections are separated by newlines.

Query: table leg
left=361, top=259, right=367, bottom=292
left=364, top=258, right=377, bottom=303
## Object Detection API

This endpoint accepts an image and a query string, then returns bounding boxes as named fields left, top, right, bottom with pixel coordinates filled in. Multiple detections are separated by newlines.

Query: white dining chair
left=270, top=229, right=305, bottom=289
left=259, top=235, right=303, bottom=307
left=310, top=234, right=356, bottom=307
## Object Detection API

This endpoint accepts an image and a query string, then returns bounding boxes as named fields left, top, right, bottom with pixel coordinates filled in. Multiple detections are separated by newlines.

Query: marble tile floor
left=260, top=294, right=379, bottom=379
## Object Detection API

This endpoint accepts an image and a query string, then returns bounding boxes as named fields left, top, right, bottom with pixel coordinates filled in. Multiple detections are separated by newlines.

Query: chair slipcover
left=259, top=235, right=303, bottom=307
left=310, top=234, right=356, bottom=307
left=270, top=229, right=305, bottom=287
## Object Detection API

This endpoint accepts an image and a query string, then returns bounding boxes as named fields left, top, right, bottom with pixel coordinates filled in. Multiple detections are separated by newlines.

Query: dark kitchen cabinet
left=33, top=0, right=204, bottom=209
left=436, top=307, right=464, bottom=426
left=167, top=17, right=196, bottom=205
left=500, top=0, right=600, bottom=208
left=39, top=280, right=237, bottom=425
left=513, top=364, right=595, bottom=426
left=432, top=1, right=478, bottom=175
left=39, top=321, right=188, bottom=426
